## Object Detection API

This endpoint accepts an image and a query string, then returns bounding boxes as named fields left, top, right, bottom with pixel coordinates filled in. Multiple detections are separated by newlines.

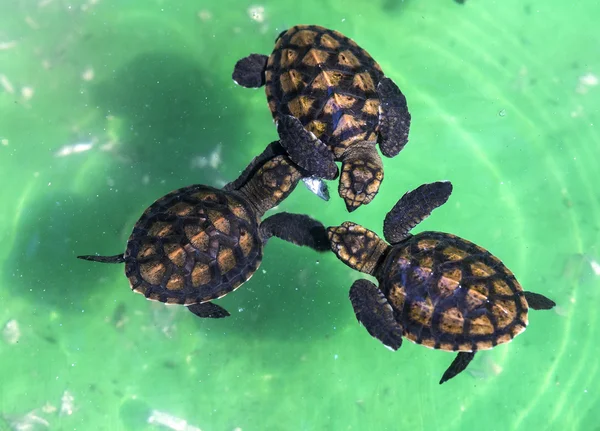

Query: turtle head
left=339, top=143, right=383, bottom=212
left=327, top=221, right=388, bottom=275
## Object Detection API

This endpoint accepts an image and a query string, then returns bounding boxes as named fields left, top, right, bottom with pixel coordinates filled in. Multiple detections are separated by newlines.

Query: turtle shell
left=124, top=185, right=262, bottom=305
left=265, top=25, right=384, bottom=158
left=377, top=231, right=528, bottom=352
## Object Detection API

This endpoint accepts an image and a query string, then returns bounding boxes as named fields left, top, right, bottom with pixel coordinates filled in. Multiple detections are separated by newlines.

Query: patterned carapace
left=265, top=25, right=384, bottom=157
left=377, top=231, right=528, bottom=352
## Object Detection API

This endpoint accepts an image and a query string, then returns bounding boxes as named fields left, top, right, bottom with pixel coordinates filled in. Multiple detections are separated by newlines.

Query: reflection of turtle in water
left=78, top=142, right=329, bottom=319
left=327, top=181, right=556, bottom=383
left=233, top=24, right=411, bottom=212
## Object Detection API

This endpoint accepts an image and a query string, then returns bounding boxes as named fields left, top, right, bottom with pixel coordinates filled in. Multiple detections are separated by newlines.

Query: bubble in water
left=498, top=109, right=506, bottom=117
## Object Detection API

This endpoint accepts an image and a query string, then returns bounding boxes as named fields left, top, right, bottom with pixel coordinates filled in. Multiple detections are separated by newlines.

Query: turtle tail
left=77, top=253, right=125, bottom=264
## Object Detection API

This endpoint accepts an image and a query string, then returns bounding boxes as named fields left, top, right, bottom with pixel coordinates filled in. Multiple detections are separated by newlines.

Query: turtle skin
left=124, top=184, right=262, bottom=305
left=377, top=231, right=528, bottom=352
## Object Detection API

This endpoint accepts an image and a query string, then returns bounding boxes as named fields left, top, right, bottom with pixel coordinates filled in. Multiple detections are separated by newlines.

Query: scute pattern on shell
left=378, top=231, right=528, bottom=352
left=265, top=25, right=384, bottom=157
left=124, top=185, right=262, bottom=305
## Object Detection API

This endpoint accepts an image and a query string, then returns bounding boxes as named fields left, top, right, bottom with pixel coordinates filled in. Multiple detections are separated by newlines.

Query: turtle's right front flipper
left=277, top=114, right=338, bottom=180
left=77, top=254, right=125, bottom=264
left=349, top=279, right=404, bottom=351
left=232, top=54, right=269, bottom=88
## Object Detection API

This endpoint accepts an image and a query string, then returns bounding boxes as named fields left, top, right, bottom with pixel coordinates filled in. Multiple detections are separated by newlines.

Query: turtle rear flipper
left=339, top=143, right=383, bottom=212
left=188, top=302, right=230, bottom=319
left=277, top=114, right=338, bottom=180
left=524, top=291, right=556, bottom=310
left=383, top=181, right=453, bottom=245
left=77, top=254, right=125, bottom=264
left=260, top=212, right=329, bottom=251
left=439, top=351, right=476, bottom=384
left=349, top=279, right=404, bottom=351
left=377, top=77, right=411, bottom=157
left=232, top=54, right=268, bottom=88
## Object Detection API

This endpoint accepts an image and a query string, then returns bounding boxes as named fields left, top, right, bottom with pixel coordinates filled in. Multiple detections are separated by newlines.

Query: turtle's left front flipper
left=260, top=212, right=329, bottom=251
left=440, top=351, right=476, bottom=384
left=77, top=254, right=125, bottom=264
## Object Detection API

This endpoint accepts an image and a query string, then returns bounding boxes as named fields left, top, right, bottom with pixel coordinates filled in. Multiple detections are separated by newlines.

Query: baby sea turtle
left=327, top=181, right=556, bottom=383
left=78, top=142, right=329, bottom=319
left=232, top=24, right=411, bottom=212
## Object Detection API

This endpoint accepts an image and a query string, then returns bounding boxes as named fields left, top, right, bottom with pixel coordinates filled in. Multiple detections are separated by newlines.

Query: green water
left=1, top=1, right=599, bottom=430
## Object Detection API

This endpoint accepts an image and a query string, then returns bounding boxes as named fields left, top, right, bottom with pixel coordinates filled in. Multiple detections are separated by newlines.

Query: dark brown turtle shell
left=265, top=25, right=384, bottom=158
left=376, top=231, right=528, bottom=352
left=124, top=184, right=262, bottom=305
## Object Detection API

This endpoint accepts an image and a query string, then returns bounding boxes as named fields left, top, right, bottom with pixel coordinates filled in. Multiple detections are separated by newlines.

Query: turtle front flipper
left=339, top=143, right=383, bottom=212
left=77, top=254, right=125, bottom=264
left=439, top=351, right=476, bottom=384
left=260, top=212, right=329, bottom=251
left=187, top=302, right=230, bottom=319
left=383, top=181, right=453, bottom=244
left=232, top=54, right=269, bottom=88
left=377, top=77, right=411, bottom=158
left=349, top=279, right=404, bottom=351
left=524, top=291, right=556, bottom=310
left=276, top=114, right=338, bottom=180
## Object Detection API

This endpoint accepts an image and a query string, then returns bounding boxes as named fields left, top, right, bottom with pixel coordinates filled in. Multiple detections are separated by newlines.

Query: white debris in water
left=197, top=9, right=212, bottom=21
left=209, top=144, right=222, bottom=168
left=570, top=105, right=584, bottom=118
left=148, top=410, right=202, bottom=431
left=41, top=403, right=57, bottom=414
left=466, top=355, right=503, bottom=380
left=8, top=410, right=50, bottom=430
left=576, top=73, right=598, bottom=94
left=1, top=138, right=8, bottom=146
left=190, top=144, right=222, bottom=169
left=0, top=40, right=18, bottom=50
left=82, top=67, right=94, bottom=81
left=590, top=258, right=600, bottom=276
left=60, top=391, right=75, bottom=416
left=2, top=319, right=21, bottom=344
left=248, top=5, right=265, bottom=22
left=21, top=86, right=34, bottom=101
left=56, top=141, right=94, bottom=157
left=0, top=74, right=15, bottom=94
left=25, top=16, right=40, bottom=30
left=580, top=73, right=598, bottom=86
left=553, top=305, right=569, bottom=317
